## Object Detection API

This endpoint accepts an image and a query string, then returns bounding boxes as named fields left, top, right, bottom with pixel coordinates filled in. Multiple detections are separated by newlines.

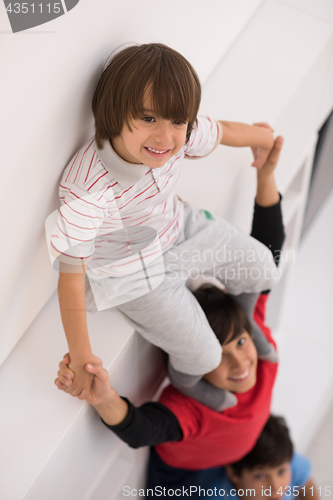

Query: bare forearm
left=219, top=121, right=274, bottom=149
left=58, top=272, right=92, bottom=359
left=256, top=172, right=280, bottom=207
left=93, top=393, right=129, bottom=426
left=255, top=136, right=283, bottom=207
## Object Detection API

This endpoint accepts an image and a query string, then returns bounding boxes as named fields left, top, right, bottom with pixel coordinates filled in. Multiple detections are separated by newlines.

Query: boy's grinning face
left=204, top=331, right=258, bottom=393
left=227, top=462, right=292, bottom=500
left=111, top=96, right=188, bottom=168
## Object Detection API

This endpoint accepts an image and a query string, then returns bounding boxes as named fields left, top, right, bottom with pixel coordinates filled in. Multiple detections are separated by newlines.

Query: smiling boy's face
left=227, top=462, right=292, bottom=499
left=111, top=94, right=188, bottom=168
left=204, top=331, right=258, bottom=393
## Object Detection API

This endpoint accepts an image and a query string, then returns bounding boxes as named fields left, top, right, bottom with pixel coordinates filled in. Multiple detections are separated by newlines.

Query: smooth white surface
left=200, top=0, right=333, bottom=122
left=306, top=395, right=333, bottom=486
left=272, top=190, right=333, bottom=449
left=273, top=40, right=333, bottom=193
left=277, top=0, right=333, bottom=23
left=319, top=39, right=333, bottom=125
left=86, top=447, right=148, bottom=500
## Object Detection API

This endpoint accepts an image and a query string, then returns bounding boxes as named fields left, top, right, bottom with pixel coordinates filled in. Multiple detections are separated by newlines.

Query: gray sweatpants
left=91, top=203, right=279, bottom=376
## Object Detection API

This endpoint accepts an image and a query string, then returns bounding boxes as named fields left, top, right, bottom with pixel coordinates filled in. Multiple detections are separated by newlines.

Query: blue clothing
left=219, top=452, right=311, bottom=499
left=289, top=453, right=312, bottom=492
left=147, top=450, right=311, bottom=499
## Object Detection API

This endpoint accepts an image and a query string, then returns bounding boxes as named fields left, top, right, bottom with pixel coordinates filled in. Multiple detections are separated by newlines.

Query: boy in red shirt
left=55, top=138, right=284, bottom=490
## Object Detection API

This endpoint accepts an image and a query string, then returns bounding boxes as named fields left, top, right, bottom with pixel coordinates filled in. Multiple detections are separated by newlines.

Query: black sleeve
left=251, top=195, right=285, bottom=266
left=101, top=397, right=183, bottom=448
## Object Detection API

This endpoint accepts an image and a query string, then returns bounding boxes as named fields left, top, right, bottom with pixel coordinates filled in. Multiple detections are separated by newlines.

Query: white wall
left=1, top=1, right=333, bottom=498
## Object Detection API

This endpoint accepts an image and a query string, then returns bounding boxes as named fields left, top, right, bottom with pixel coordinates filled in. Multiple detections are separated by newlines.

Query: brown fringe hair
left=92, top=43, right=201, bottom=149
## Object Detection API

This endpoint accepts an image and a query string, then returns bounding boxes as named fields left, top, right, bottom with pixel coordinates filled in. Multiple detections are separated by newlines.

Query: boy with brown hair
left=50, top=43, right=279, bottom=408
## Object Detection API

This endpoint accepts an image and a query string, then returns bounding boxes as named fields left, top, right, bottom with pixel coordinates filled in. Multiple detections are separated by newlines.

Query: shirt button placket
left=152, top=169, right=161, bottom=192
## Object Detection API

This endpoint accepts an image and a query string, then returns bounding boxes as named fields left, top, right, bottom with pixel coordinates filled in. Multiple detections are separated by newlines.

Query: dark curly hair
left=230, top=415, right=293, bottom=475
left=193, top=285, right=252, bottom=345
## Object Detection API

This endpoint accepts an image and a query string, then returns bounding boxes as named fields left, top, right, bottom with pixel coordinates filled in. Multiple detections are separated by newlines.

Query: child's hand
left=257, top=135, right=284, bottom=178
left=251, top=123, right=275, bottom=169
left=255, top=136, right=283, bottom=207
left=61, top=356, right=95, bottom=400
left=55, top=353, right=115, bottom=406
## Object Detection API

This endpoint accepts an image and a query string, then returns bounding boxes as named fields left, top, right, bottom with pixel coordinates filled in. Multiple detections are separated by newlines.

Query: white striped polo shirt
left=50, top=115, right=222, bottom=278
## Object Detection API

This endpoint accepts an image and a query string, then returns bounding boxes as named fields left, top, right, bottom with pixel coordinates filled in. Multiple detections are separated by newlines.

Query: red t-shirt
left=155, top=294, right=278, bottom=470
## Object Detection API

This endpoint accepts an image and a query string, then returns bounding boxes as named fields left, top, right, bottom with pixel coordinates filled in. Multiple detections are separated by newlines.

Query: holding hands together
left=219, top=120, right=276, bottom=169
left=251, top=122, right=275, bottom=169
left=55, top=353, right=114, bottom=405
left=55, top=353, right=129, bottom=426
left=62, top=357, right=95, bottom=400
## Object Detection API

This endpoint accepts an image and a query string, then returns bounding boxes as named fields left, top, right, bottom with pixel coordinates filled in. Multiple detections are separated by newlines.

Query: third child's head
left=92, top=43, right=201, bottom=168
left=193, top=285, right=257, bottom=393
left=226, top=415, right=293, bottom=498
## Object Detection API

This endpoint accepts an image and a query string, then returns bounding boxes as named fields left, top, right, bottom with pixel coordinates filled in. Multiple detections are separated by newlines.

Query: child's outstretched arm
left=255, top=135, right=283, bottom=206
left=228, top=136, right=284, bottom=364
left=55, top=354, right=183, bottom=446
left=219, top=120, right=274, bottom=169
left=55, top=353, right=129, bottom=425
left=58, top=266, right=95, bottom=399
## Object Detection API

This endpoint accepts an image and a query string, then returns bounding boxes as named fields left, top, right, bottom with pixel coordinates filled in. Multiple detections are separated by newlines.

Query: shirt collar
left=96, top=139, right=150, bottom=188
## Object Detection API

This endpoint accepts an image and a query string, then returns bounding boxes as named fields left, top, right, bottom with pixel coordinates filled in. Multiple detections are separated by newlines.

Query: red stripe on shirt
left=62, top=200, right=104, bottom=220
left=87, top=171, right=108, bottom=191
left=58, top=213, right=100, bottom=232
left=84, top=150, right=97, bottom=183
left=51, top=240, right=93, bottom=257
left=117, top=182, right=155, bottom=210
left=68, top=190, right=104, bottom=210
